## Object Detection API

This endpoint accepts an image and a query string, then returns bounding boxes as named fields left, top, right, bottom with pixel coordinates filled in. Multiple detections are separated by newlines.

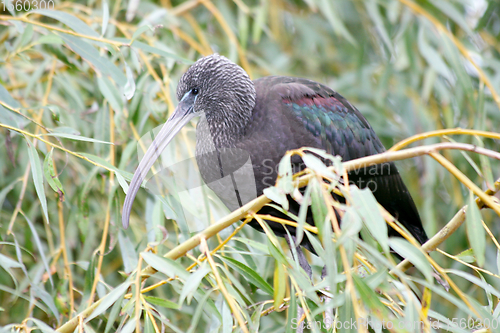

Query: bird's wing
left=260, top=76, right=428, bottom=244
left=265, top=76, right=386, bottom=160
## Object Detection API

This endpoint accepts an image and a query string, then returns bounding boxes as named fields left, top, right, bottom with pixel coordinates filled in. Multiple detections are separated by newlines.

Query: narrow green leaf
left=144, top=311, right=155, bottom=333
left=118, top=232, right=138, bottom=274
left=252, top=1, right=267, bottom=43
left=338, top=207, right=362, bottom=245
left=365, top=0, right=393, bottom=53
left=277, top=153, right=293, bottom=193
left=273, top=262, right=286, bottom=310
left=0, top=85, right=24, bottom=127
left=179, top=266, right=211, bottom=305
left=238, top=7, right=249, bottom=48
left=104, top=292, right=126, bottom=333
left=25, top=138, right=49, bottom=223
left=41, top=132, right=113, bottom=144
left=141, top=252, right=190, bottom=280
left=121, top=318, right=136, bottom=333
left=30, top=318, right=57, bottom=333
left=0, top=253, right=23, bottom=269
left=220, top=256, right=273, bottom=296
left=466, top=192, right=485, bottom=266
left=43, top=149, right=64, bottom=200
left=97, top=76, right=123, bottom=113
left=389, top=237, right=433, bottom=282
left=301, top=153, right=337, bottom=179
left=102, top=1, right=109, bottom=36
left=418, top=26, right=453, bottom=82
left=186, top=288, right=216, bottom=333
left=86, top=280, right=133, bottom=322
left=352, top=274, right=388, bottom=318
left=350, top=187, right=388, bottom=253
left=309, top=178, right=328, bottom=237
left=32, top=285, right=59, bottom=318
left=145, top=296, right=179, bottom=309
left=123, top=63, right=136, bottom=100
left=0, top=178, right=21, bottom=211
left=320, top=0, right=356, bottom=45
left=131, top=40, right=192, bottom=63
left=447, top=269, right=500, bottom=298
left=79, top=153, right=134, bottom=181
left=294, top=181, right=312, bottom=246
left=59, top=34, right=126, bottom=85
left=432, top=1, right=474, bottom=36
left=33, top=10, right=99, bottom=37
left=131, top=25, right=152, bottom=42
left=263, top=186, right=288, bottom=210
left=18, top=23, right=33, bottom=49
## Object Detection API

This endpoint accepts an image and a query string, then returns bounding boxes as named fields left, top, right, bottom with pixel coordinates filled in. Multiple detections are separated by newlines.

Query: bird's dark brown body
left=122, top=54, right=428, bottom=255
left=194, top=75, right=428, bottom=251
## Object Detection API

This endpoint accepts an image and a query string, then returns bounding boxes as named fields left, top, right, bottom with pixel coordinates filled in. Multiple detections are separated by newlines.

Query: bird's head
left=122, top=54, right=255, bottom=228
left=175, top=54, right=255, bottom=126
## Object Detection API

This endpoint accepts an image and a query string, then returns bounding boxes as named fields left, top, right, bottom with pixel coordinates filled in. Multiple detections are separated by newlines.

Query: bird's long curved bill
left=122, top=102, right=196, bottom=228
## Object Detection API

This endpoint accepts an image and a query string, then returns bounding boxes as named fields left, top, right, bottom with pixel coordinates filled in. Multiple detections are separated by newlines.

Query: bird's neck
left=196, top=108, right=251, bottom=152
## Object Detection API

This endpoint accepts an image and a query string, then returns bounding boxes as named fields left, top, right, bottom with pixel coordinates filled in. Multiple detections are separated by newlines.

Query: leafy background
left=1, top=0, right=500, bottom=332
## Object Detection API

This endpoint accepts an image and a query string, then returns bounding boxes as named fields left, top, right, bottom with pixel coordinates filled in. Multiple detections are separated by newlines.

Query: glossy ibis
left=122, top=54, right=428, bottom=265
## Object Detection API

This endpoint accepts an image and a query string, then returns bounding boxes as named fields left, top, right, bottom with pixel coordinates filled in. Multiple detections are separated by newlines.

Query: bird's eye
left=191, top=88, right=199, bottom=95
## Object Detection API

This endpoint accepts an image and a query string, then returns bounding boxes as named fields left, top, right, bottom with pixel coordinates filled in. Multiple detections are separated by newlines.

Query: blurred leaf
left=118, top=232, right=138, bottom=273
left=418, top=26, right=453, bottom=82
left=252, top=1, right=267, bottom=44
left=34, top=34, right=64, bottom=45
left=33, top=10, right=99, bottom=37
left=0, top=85, right=24, bottom=127
left=102, top=1, right=109, bottom=36
left=123, top=63, right=136, bottom=100
left=18, top=23, right=33, bottom=49
left=465, top=192, right=485, bottom=267
left=130, top=40, right=192, bottom=63
left=126, top=0, right=140, bottom=22
left=432, top=1, right=474, bottom=36
left=97, top=76, right=123, bottom=112
left=131, top=25, right=153, bottom=42
left=0, top=178, right=21, bottom=211
left=59, top=34, right=126, bottom=85
left=365, top=0, right=393, bottom=53
left=320, top=0, right=355, bottom=44
left=25, top=138, right=49, bottom=223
